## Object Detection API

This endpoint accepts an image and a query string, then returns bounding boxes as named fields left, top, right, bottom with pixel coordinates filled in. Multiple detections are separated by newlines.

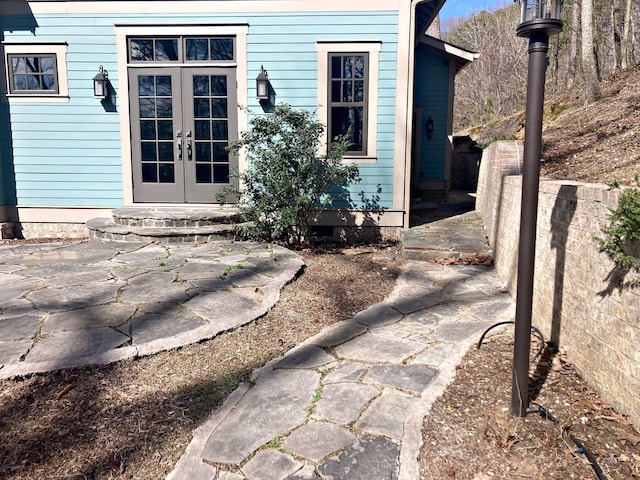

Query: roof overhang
left=414, top=0, right=447, bottom=41
left=418, top=35, right=480, bottom=72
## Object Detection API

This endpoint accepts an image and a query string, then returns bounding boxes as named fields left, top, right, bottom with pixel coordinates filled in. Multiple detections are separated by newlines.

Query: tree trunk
left=567, top=0, right=581, bottom=90
left=621, top=0, right=634, bottom=69
left=611, top=0, right=622, bottom=73
left=582, top=0, right=602, bottom=104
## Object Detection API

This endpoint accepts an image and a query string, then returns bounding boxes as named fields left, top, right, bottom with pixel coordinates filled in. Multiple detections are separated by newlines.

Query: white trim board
left=3, top=1, right=401, bottom=15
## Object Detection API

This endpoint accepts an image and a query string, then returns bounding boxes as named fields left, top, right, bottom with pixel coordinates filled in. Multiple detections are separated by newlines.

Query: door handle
left=186, top=130, right=192, bottom=161
left=176, top=130, right=183, bottom=161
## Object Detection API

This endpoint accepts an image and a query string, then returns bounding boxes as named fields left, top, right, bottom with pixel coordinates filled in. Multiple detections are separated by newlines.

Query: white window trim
left=316, top=40, right=381, bottom=164
left=2, top=42, right=69, bottom=103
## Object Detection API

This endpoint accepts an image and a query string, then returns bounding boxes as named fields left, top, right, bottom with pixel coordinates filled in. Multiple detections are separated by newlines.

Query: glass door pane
left=129, top=68, right=184, bottom=202
left=182, top=67, right=238, bottom=203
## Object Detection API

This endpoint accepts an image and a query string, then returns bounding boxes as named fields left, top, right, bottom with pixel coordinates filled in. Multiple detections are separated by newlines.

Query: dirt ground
left=419, top=329, right=640, bottom=479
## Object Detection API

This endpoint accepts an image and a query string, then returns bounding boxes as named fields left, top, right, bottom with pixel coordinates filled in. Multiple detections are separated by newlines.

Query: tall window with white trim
left=316, top=41, right=380, bottom=163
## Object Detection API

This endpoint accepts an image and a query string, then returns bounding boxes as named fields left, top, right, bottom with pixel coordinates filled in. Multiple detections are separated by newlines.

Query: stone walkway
left=168, top=259, right=513, bottom=479
left=0, top=241, right=303, bottom=379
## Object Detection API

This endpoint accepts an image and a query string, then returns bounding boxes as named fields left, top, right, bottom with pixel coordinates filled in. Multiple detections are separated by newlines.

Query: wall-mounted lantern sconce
left=93, top=65, right=110, bottom=100
left=426, top=116, right=434, bottom=139
left=256, top=65, right=270, bottom=101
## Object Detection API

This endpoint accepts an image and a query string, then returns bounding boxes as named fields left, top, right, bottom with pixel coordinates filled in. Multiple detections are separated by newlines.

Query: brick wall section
left=477, top=141, right=640, bottom=427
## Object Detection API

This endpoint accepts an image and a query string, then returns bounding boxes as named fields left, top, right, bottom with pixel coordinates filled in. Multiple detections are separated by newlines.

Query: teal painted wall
left=413, top=48, right=450, bottom=182
left=0, top=102, right=17, bottom=206
left=1, top=10, right=399, bottom=209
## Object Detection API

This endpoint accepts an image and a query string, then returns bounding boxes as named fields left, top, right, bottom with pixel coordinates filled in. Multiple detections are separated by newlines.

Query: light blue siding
left=413, top=49, right=450, bottom=182
left=1, top=9, right=399, bottom=209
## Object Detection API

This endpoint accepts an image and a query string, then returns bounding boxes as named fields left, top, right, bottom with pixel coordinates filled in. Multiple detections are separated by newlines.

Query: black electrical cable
left=476, top=321, right=545, bottom=364
left=570, top=435, right=608, bottom=480
left=526, top=405, right=557, bottom=423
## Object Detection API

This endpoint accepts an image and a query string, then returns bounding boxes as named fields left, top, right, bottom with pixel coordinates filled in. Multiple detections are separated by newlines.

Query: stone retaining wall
left=477, top=140, right=640, bottom=428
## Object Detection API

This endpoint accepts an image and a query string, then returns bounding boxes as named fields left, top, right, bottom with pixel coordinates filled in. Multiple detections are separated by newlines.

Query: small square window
left=3, top=43, right=69, bottom=102
left=8, top=54, right=59, bottom=94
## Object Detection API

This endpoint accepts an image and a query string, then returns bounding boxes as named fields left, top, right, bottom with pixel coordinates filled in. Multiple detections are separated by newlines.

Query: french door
left=129, top=67, right=238, bottom=203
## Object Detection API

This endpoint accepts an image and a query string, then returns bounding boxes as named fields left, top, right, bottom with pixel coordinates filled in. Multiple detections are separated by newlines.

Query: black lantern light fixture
left=426, top=116, right=434, bottom=139
left=256, top=65, right=270, bottom=101
left=511, top=0, right=563, bottom=418
left=516, top=0, right=563, bottom=37
left=93, top=65, right=110, bottom=100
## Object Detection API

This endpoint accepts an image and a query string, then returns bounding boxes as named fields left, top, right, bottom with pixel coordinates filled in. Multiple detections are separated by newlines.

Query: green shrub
left=596, top=179, right=640, bottom=272
left=227, top=104, right=359, bottom=246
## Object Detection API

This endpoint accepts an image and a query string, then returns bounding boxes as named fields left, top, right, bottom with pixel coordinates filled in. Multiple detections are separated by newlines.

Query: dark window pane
left=211, top=98, right=228, bottom=118
left=156, top=98, right=172, bottom=118
left=26, top=57, right=40, bottom=73
left=195, top=142, right=211, bottom=162
left=343, top=81, right=353, bottom=102
left=12, top=75, right=26, bottom=90
left=140, top=120, right=156, bottom=140
left=196, top=164, right=212, bottom=183
left=194, top=98, right=210, bottom=118
left=213, top=142, right=229, bottom=162
left=211, top=76, right=227, bottom=96
left=139, top=98, right=156, bottom=118
left=11, top=57, right=24, bottom=73
left=131, top=39, right=154, bottom=61
left=213, top=165, right=230, bottom=184
left=193, top=75, right=209, bottom=96
left=195, top=120, right=211, bottom=140
left=159, top=163, right=175, bottom=183
left=354, top=80, right=364, bottom=102
left=210, top=38, right=234, bottom=60
left=331, top=56, right=341, bottom=79
left=349, top=107, right=364, bottom=151
left=141, top=142, right=157, bottom=161
left=155, top=39, right=179, bottom=61
left=331, top=80, right=341, bottom=103
left=156, top=76, right=172, bottom=96
left=186, top=38, right=208, bottom=60
left=158, top=142, right=174, bottom=161
left=142, top=163, right=157, bottom=182
left=27, top=75, right=40, bottom=89
left=331, top=106, right=364, bottom=151
left=354, top=56, right=365, bottom=78
left=41, top=57, right=54, bottom=73
left=42, top=75, right=56, bottom=90
left=157, top=120, right=173, bottom=140
left=138, top=76, right=154, bottom=96
left=343, top=56, right=353, bottom=78
left=211, top=120, right=228, bottom=140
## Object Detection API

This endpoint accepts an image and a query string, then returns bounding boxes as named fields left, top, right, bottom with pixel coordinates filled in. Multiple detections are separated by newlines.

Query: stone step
left=401, top=211, right=493, bottom=262
left=111, top=207, right=242, bottom=227
left=86, top=207, right=252, bottom=244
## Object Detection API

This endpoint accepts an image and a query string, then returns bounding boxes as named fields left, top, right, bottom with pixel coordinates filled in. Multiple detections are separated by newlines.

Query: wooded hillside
left=444, top=0, right=640, bottom=131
